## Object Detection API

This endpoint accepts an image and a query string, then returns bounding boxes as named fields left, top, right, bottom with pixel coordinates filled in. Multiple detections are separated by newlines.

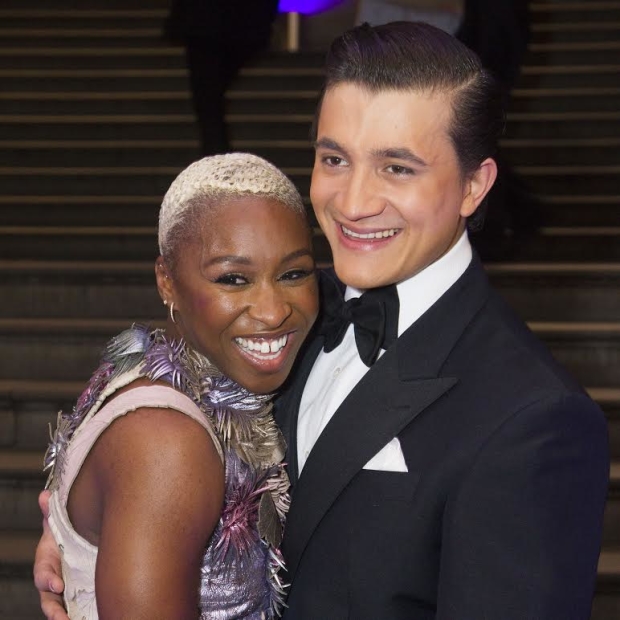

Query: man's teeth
left=341, top=225, right=399, bottom=239
left=235, top=335, right=288, bottom=355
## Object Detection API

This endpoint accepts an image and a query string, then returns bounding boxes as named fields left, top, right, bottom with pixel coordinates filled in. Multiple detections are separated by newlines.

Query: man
left=35, top=22, right=609, bottom=619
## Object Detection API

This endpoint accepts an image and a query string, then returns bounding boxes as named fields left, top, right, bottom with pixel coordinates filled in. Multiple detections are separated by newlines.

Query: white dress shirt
left=297, top=231, right=473, bottom=473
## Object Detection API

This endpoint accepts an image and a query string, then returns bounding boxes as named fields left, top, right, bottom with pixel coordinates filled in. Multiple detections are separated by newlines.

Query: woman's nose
left=248, top=284, right=292, bottom=328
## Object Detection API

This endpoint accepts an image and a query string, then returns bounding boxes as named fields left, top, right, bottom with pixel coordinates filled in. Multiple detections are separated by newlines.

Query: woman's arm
left=87, top=406, right=224, bottom=619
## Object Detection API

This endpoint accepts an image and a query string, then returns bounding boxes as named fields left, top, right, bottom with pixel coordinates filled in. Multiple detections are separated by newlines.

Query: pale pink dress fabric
left=48, top=382, right=221, bottom=619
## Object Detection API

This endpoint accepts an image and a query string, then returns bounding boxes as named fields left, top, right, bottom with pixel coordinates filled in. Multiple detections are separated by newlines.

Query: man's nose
left=337, top=169, right=385, bottom=221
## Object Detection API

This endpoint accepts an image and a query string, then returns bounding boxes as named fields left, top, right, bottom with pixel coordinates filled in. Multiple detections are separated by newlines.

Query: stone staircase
left=1, top=0, right=619, bottom=618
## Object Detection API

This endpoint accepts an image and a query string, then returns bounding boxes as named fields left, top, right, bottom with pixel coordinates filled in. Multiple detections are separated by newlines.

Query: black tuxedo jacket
left=275, top=257, right=609, bottom=619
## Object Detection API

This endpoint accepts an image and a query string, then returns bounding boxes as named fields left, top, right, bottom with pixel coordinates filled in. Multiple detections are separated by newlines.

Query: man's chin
left=333, top=262, right=396, bottom=290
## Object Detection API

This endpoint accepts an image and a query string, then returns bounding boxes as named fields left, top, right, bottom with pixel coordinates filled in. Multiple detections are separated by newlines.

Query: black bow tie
left=319, top=273, right=400, bottom=366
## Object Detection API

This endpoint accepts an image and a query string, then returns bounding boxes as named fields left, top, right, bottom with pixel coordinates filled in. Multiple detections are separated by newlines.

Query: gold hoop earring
left=169, top=302, right=177, bottom=324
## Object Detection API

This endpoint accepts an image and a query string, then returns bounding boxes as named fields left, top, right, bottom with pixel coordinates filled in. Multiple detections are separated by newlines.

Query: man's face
left=311, top=83, right=491, bottom=289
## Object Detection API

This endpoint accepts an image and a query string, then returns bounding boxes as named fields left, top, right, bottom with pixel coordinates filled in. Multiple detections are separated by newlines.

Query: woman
left=41, top=153, right=319, bottom=618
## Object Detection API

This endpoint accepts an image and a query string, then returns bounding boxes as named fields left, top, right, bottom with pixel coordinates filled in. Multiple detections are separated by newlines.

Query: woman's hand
left=33, top=490, right=69, bottom=620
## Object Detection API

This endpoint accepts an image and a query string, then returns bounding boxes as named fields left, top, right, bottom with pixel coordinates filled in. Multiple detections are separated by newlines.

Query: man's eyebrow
left=313, top=137, right=347, bottom=155
left=373, top=147, right=428, bottom=167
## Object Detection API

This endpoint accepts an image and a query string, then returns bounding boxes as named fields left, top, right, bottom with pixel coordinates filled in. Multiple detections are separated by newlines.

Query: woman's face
left=157, top=196, right=319, bottom=394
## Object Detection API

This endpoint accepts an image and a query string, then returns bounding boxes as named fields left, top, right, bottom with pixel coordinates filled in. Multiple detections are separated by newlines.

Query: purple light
left=278, top=0, right=346, bottom=15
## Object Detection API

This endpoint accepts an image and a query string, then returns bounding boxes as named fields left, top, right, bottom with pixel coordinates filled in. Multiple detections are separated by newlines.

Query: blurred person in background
left=165, top=0, right=280, bottom=156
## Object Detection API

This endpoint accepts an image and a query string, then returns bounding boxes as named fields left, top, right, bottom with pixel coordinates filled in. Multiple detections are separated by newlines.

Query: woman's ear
left=155, top=256, right=174, bottom=303
left=459, top=157, right=498, bottom=218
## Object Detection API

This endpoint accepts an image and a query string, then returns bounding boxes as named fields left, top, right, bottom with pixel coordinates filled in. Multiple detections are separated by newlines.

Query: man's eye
left=214, top=274, right=248, bottom=286
left=323, top=155, right=346, bottom=167
left=387, top=164, right=414, bottom=175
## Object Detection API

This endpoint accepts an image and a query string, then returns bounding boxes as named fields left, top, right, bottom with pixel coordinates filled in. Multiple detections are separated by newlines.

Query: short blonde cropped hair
left=158, top=153, right=307, bottom=264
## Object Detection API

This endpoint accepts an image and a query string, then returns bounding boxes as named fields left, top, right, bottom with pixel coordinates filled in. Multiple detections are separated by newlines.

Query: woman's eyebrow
left=280, top=248, right=314, bottom=264
left=203, top=255, right=252, bottom=267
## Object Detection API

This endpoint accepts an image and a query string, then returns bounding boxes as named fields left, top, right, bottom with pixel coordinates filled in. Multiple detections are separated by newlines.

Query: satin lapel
left=275, top=269, right=345, bottom=485
left=274, top=335, right=324, bottom=485
left=282, top=257, right=491, bottom=578
left=283, top=350, right=457, bottom=577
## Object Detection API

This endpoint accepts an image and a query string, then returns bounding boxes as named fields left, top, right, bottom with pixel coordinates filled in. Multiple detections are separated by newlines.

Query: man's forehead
left=323, top=82, right=454, bottom=105
left=317, top=85, right=454, bottom=151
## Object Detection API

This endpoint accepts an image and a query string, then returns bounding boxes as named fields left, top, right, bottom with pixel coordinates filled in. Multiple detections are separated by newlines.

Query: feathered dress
left=44, top=325, right=290, bottom=619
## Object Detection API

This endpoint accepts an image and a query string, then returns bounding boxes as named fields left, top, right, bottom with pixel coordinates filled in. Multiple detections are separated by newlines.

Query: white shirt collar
left=344, top=231, right=473, bottom=336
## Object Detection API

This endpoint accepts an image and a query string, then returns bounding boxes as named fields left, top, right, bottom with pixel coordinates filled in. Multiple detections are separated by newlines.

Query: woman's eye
left=279, top=269, right=313, bottom=282
left=214, top=274, right=248, bottom=286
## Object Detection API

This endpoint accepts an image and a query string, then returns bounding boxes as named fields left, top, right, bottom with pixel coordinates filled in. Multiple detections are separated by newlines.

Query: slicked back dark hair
left=311, top=21, right=506, bottom=229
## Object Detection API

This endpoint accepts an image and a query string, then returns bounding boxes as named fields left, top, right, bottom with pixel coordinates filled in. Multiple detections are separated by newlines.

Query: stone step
left=4, top=223, right=620, bottom=263
left=1, top=378, right=617, bottom=455
left=2, top=86, right=620, bottom=116
left=0, top=9, right=614, bottom=54
left=592, top=388, right=620, bottom=460
left=0, top=194, right=165, bottom=227
left=0, top=64, right=617, bottom=94
left=0, top=10, right=298, bottom=53
left=501, top=137, right=620, bottom=165
left=525, top=321, right=620, bottom=385
left=2, top=85, right=620, bottom=117
left=525, top=40, right=620, bottom=65
left=2, top=136, right=619, bottom=168
left=1, top=543, right=618, bottom=620
left=606, top=462, right=620, bottom=545
left=1, top=110, right=618, bottom=142
left=0, top=28, right=165, bottom=48
left=0, top=30, right=616, bottom=71
left=507, top=111, right=620, bottom=139
left=0, top=530, right=42, bottom=620
left=530, top=1, right=620, bottom=24
left=0, top=318, right=165, bottom=382
left=485, top=263, right=620, bottom=322
left=0, top=161, right=617, bottom=201
left=0, top=452, right=619, bottom=536
left=6, top=41, right=618, bottom=75
left=0, top=46, right=187, bottom=71
left=593, top=545, right=620, bottom=619
left=0, top=23, right=297, bottom=55
left=510, top=226, right=620, bottom=261
left=0, top=66, right=326, bottom=93
left=0, top=259, right=163, bottom=319
left=0, top=9, right=168, bottom=35
left=3, top=260, right=620, bottom=323
left=0, top=317, right=618, bottom=385
left=0, top=190, right=618, bottom=228
left=0, top=224, right=162, bottom=261
left=0, top=380, right=83, bottom=451
left=531, top=20, right=620, bottom=44
left=509, top=88, right=620, bottom=114
left=518, top=63, right=620, bottom=89
left=0, top=461, right=617, bottom=619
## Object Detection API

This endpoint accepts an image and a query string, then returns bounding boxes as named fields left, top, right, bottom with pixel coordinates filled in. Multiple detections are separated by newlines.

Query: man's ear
left=459, top=157, right=498, bottom=218
left=155, top=256, right=174, bottom=303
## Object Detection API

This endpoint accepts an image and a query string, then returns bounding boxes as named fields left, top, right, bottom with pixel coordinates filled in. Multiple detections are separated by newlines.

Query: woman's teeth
left=235, top=335, right=288, bottom=356
left=341, top=225, right=399, bottom=239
